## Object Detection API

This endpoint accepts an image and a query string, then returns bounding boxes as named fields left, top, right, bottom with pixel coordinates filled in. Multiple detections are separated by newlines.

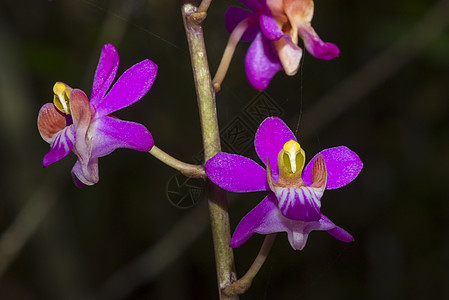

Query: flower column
left=181, top=2, right=237, bottom=299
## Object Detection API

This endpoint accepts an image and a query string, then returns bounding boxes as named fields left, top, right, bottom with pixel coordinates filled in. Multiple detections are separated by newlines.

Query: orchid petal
left=230, top=194, right=343, bottom=250
left=90, top=116, right=154, bottom=159
left=230, top=193, right=287, bottom=248
left=69, top=89, right=93, bottom=165
left=93, top=59, right=158, bottom=117
left=254, top=117, right=296, bottom=176
left=302, top=146, right=363, bottom=189
left=259, top=14, right=283, bottom=41
left=273, top=36, right=302, bottom=75
left=37, top=103, right=66, bottom=143
left=42, top=125, right=76, bottom=167
left=239, top=0, right=262, bottom=11
left=273, top=186, right=323, bottom=221
left=225, top=7, right=259, bottom=42
left=286, top=213, right=336, bottom=250
left=265, top=0, right=284, bottom=15
left=327, top=225, right=354, bottom=242
left=245, top=33, right=283, bottom=90
left=205, top=153, right=269, bottom=192
left=282, top=0, right=314, bottom=25
left=299, top=24, right=340, bottom=60
left=71, top=158, right=99, bottom=186
left=90, top=43, right=119, bottom=103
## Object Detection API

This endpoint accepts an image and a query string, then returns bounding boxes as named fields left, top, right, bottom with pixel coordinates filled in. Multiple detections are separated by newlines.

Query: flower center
left=265, top=140, right=323, bottom=222
left=53, top=82, right=73, bottom=115
left=278, top=139, right=305, bottom=177
left=266, top=139, right=306, bottom=189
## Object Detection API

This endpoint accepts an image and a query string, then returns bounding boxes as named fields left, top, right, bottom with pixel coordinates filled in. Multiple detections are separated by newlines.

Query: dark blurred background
left=0, top=0, right=448, bottom=299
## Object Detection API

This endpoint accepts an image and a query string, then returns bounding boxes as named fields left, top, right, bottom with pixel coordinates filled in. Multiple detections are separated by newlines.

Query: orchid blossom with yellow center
left=205, top=117, right=362, bottom=250
left=217, top=0, right=339, bottom=90
left=37, top=44, right=157, bottom=187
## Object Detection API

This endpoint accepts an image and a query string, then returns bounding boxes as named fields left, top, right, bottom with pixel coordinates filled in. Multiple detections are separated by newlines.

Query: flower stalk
left=212, top=17, right=255, bottom=92
left=149, top=146, right=206, bottom=178
left=181, top=2, right=237, bottom=299
left=223, top=234, right=277, bottom=297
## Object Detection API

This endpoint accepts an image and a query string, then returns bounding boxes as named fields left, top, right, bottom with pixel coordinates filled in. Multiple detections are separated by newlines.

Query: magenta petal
left=205, top=152, right=269, bottom=193
left=254, top=117, right=296, bottom=176
left=90, top=44, right=119, bottom=103
left=259, top=14, right=283, bottom=41
left=274, top=186, right=322, bottom=221
left=225, top=7, right=259, bottom=42
left=93, top=59, right=158, bottom=117
left=239, top=0, right=262, bottom=11
left=90, top=116, right=154, bottom=158
left=230, top=193, right=287, bottom=248
left=71, top=157, right=99, bottom=186
left=230, top=194, right=351, bottom=250
left=327, top=226, right=354, bottom=242
left=303, top=146, right=363, bottom=189
left=299, top=25, right=340, bottom=60
left=42, top=125, right=76, bottom=167
left=321, top=215, right=354, bottom=242
left=245, top=33, right=283, bottom=90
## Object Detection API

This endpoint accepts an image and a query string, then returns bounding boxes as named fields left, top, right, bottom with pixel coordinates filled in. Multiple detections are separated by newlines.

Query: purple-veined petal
left=273, top=186, right=323, bottom=221
left=240, top=0, right=262, bottom=11
left=245, top=33, right=283, bottom=90
left=298, top=24, right=340, bottom=60
left=42, top=125, right=76, bottom=167
left=302, top=146, right=363, bottom=190
left=225, top=7, right=259, bottom=42
left=254, top=117, right=296, bottom=176
left=90, top=115, right=154, bottom=159
left=230, top=193, right=287, bottom=248
left=259, top=14, right=283, bottom=41
left=37, top=103, right=67, bottom=144
left=93, top=59, right=158, bottom=117
left=205, top=152, right=269, bottom=193
left=90, top=44, right=119, bottom=103
left=71, top=157, right=99, bottom=186
left=230, top=194, right=352, bottom=250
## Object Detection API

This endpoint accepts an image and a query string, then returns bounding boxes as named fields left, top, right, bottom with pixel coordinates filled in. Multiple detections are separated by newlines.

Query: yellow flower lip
left=53, top=82, right=72, bottom=115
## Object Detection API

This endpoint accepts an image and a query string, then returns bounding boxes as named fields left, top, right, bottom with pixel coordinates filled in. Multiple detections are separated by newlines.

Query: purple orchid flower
left=37, top=44, right=157, bottom=187
left=205, top=117, right=362, bottom=250
left=225, top=0, right=339, bottom=90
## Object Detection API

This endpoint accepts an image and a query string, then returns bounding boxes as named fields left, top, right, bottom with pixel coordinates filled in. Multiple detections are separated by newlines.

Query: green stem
left=149, top=146, right=206, bottom=178
left=181, top=2, right=237, bottom=300
left=223, top=234, right=277, bottom=296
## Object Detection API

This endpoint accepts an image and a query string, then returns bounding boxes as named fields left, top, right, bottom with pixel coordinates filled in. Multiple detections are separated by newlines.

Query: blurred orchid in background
left=37, top=44, right=157, bottom=187
left=222, top=0, right=339, bottom=90
left=205, top=117, right=362, bottom=250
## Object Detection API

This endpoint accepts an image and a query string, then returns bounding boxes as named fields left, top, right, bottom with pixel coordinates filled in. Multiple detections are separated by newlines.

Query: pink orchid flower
left=206, top=117, right=362, bottom=250
left=38, top=44, right=157, bottom=187
left=225, top=0, right=339, bottom=90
